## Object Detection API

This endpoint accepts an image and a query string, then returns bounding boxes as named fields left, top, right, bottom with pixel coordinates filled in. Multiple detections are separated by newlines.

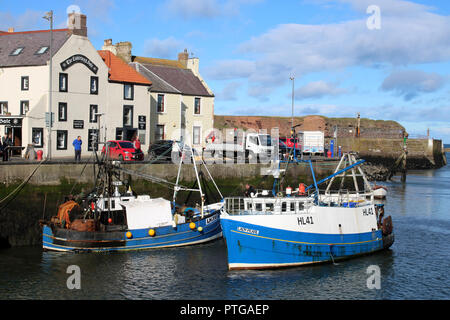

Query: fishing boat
left=220, top=146, right=394, bottom=270
left=40, top=142, right=223, bottom=252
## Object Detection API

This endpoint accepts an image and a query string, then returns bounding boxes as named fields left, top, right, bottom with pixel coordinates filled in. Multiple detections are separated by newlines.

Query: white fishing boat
left=220, top=150, right=394, bottom=270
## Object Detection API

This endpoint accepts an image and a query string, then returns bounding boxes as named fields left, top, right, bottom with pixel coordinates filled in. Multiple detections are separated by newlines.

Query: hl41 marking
left=362, top=207, right=374, bottom=216
left=297, top=216, right=314, bottom=226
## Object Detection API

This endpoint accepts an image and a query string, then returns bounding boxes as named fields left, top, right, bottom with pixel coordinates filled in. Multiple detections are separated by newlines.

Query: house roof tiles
left=98, top=50, right=151, bottom=85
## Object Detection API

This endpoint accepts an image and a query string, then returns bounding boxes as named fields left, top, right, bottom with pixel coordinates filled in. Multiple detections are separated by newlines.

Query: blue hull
left=43, top=213, right=221, bottom=252
left=221, top=218, right=392, bottom=270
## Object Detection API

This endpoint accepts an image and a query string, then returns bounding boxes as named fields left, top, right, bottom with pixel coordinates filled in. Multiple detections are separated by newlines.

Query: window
left=90, top=105, right=98, bottom=123
left=21, top=76, right=29, bottom=90
left=290, top=202, right=296, bottom=212
left=123, top=105, right=133, bottom=127
left=20, top=101, right=29, bottom=115
left=88, top=129, right=99, bottom=151
left=59, top=73, right=68, bottom=92
left=32, top=128, right=43, bottom=147
left=90, top=76, right=98, bottom=95
left=0, top=102, right=8, bottom=115
left=58, top=103, right=67, bottom=121
left=155, top=125, right=165, bottom=141
left=10, top=47, right=24, bottom=56
left=35, top=46, right=48, bottom=55
left=194, top=97, right=201, bottom=115
left=124, top=84, right=134, bottom=100
left=157, top=94, right=165, bottom=113
left=56, top=130, right=68, bottom=150
left=115, top=128, right=123, bottom=140
left=193, top=126, right=201, bottom=145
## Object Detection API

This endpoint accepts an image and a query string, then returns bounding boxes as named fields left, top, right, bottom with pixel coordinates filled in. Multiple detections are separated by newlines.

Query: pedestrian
left=72, top=136, right=82, bottom=162
left=2, top=132, right=12, bottom=161
left=133, top=136, right=141, bottom=151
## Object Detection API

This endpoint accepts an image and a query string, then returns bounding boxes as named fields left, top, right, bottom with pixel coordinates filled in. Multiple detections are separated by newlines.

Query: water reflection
left=1, top=163, right=449, bottom=299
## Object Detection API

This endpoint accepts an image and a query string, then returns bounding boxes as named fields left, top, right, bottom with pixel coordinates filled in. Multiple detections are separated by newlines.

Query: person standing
left=72, top=136, right=82, bottom=162
left=2, top=133, right=12, bottom=161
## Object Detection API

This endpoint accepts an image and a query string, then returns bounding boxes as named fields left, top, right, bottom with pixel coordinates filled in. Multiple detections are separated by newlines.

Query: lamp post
left=43, top=10, right=53, bottom=160
left=289, top=76, right=295, bottom=131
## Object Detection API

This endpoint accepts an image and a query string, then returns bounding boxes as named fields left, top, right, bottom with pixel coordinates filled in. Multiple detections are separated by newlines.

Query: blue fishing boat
left=220, top=149, right=394, bottom=270
left=41, top=143, right=223, bottom=252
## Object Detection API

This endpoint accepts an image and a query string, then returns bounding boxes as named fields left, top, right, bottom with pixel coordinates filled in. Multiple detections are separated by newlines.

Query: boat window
left=298, top=202, right=304, bottom=211
left=265, top=203, right=274, bottom=211
left=111, top=200, right=115, bottom=209
left=281, top=202, right=287, bottom=212
left=290, top=202, right=296, bottom=212
left=104, top=199, right=108, bottom=209
left=255, top=203, right=262, bottom=211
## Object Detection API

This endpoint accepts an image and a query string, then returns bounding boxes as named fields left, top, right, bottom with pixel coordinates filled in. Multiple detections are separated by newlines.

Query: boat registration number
left=362, top=207, right=374, bottom=216
left=297, top=216, right=314, bottom=225
left=206, top=214, right=218, bottom=225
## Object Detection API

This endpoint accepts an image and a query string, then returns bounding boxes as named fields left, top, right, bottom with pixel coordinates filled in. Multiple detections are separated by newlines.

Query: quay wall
left=0, top=161, right=338, bottom=248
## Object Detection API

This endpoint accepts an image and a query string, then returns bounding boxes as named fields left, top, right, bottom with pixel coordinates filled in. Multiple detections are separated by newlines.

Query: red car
left=101, top=140, right=144, bottom=161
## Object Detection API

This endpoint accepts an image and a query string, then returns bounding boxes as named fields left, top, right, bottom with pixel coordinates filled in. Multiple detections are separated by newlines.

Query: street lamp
left=43, top=10, right=53, bottom=160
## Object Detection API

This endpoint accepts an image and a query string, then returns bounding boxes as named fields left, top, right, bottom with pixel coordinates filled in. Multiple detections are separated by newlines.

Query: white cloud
left=207, top=0, right=450, bottom=99
left=216, top=81, right=242, bottom=101
left=295, top=81, right=348, bottom=99
left=162, top=0, right=263, bottom=19
left=144, top=37, right=186, bottom=59
left=381, top=70, right=445, bottom=101
left=0, top=10, right=47, bottom=31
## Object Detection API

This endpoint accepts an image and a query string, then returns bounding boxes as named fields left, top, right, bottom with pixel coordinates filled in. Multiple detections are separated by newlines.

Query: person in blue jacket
left=73, top=136, right=82, bottom=162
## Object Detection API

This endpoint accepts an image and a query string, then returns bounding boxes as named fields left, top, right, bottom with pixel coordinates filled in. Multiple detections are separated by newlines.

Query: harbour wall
left=0, top=161, right=338, bottom=248
left=332, top=138, right=447, bottom=169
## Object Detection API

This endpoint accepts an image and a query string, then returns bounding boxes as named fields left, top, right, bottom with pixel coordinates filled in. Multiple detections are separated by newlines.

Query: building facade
left=0, top=13, right=152, bottom=159
left=0, top=13, right=214, bottom=159
left=102, top=40, right=215, bottom=148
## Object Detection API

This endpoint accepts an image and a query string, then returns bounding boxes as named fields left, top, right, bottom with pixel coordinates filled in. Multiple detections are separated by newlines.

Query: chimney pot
left=8, top=27, right=14, bottom=33
left=67, top=13, right=87, bottom=37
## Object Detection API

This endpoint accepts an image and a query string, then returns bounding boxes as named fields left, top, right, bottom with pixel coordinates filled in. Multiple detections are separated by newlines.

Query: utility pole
left=43, top=11, right=53, bottom=160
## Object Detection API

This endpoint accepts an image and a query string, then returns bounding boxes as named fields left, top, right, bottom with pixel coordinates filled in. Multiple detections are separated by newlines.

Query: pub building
left=0, top=13, right=152, bottom=159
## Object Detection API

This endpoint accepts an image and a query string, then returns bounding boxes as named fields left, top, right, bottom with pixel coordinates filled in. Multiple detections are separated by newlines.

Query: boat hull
left=42, top=212, right=222, bottom=252
left=220, top=213, right=393, bottom=270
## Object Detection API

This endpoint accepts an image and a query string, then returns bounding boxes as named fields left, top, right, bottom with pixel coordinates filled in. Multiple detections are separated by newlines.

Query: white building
left=102, top=40, right=215, bottom=148
left=0, top=13, right=152, bottom=159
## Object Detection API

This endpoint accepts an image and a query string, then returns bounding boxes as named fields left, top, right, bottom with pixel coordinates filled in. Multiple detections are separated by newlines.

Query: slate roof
left=129, top=62, right=180, bottom=94
left=98, top=50, right=151, bottom=85
left=0, top=29, right=70, bottom=67
left=132, top=56, right=213, bottom=97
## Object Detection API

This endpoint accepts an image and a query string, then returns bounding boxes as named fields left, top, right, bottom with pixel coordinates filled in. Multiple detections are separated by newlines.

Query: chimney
left=67, top=13, right=87, bottom=37
left=115, top=41, right=132, bottom=64
left=178, top=49, right=189, bottom=68
left=8, top=27, right=14, bottom=33
left=102, top=38, right=117, bottom=55
left=187, top=56, right=199, bottom=76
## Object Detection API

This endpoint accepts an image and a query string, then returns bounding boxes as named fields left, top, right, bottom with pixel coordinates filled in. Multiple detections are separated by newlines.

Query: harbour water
left=0, top=154, right=449, bottom=300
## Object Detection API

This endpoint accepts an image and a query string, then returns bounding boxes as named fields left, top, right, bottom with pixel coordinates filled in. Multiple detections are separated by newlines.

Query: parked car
left=148, top=140, right=182, bottom=162
left=102, top=140, right=144, bottom=161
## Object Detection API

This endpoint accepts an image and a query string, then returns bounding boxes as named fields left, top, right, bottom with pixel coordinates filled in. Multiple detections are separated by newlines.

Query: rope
left=0, top=158, right=48, bottom=211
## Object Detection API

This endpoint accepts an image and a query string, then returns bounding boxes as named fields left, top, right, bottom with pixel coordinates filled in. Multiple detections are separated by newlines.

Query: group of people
left=0, top=132, right=12, bottom=161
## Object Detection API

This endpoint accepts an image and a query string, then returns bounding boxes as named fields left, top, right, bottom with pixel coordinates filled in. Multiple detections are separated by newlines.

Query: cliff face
left=214, top=115, right=405, bottom=138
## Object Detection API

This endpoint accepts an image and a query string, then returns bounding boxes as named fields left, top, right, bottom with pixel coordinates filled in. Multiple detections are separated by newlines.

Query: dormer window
left=35, top=46, right=49, bottom=55
left=10, top=47, right=24, bottom=56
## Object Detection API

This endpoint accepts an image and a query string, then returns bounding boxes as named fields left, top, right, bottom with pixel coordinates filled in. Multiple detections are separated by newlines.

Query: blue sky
left=2, top=0, right=450, bottom=142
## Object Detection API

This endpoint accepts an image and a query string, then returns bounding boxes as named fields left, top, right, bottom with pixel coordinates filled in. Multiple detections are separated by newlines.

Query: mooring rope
left=0, top=158, right=48, bottom=211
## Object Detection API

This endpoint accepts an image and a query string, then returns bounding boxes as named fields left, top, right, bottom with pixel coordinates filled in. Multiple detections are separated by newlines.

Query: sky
left=1, top=0, right=450, bottom=142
